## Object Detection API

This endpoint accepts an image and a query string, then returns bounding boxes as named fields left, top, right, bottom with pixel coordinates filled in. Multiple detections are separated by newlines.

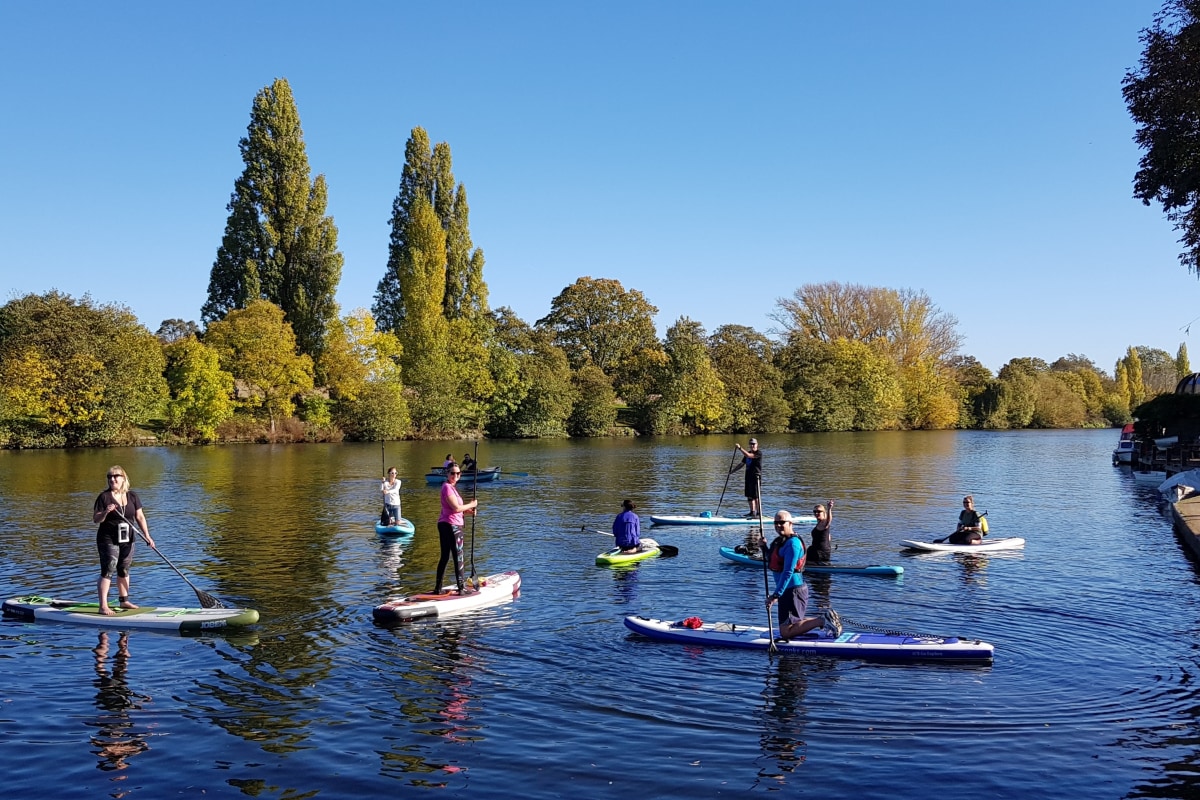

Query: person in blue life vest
left=734, top=439, right=763, bottom=518
left=764, top=510, right=841, bottom=639
left=612, top=499, right=642, bottom=553
left=948, top=495, right=984, bottom=545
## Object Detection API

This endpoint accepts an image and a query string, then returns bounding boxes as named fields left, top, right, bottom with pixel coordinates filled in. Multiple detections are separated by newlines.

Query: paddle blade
left=196, top=589, right=226, bottom=609
left=657, top=545, right=680, bottom=558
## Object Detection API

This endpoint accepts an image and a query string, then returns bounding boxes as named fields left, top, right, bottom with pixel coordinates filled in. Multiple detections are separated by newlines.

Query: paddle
left=581, top=526, right=678, bottom=557
left=714, top=444, right=740, bottom=517
left=756, top=473, right=777, bottom=654
left=934, top=511, right=988, bottom=544
left=111, top=509, right=226, bottom=609
left=467, top=440, right=480, bottom=590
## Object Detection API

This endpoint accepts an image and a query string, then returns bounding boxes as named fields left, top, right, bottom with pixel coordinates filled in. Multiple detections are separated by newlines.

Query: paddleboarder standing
left=92, top=466, right=155, bottom=616
left=734, top=439, right=763, bottom=518
left=434, top=466, right=477, bottom=595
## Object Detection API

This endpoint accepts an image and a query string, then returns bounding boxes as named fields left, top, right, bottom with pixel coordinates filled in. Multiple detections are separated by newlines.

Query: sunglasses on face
left=107, top=474, right=123, bottom=480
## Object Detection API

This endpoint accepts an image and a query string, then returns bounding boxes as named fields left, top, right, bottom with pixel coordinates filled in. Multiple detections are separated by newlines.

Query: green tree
left=156, top=319, right=201, bottom=344
left=390, top=197, right=482, bottom=435
left=203, top=300, right=314, bottom=431
left=1177, top=342, right=1192, bottom=380
left=162, top=336, right=235, bottom=441
left=0, top=292, right=166, bottom=446
left=1122, top=346, right=1147, bottom=409
left=568, top=364, right=618, bottom=437
left=708, top=324, right=790, bottom=433
left=1135, top=346, right=1177, bottom=396
left=1030, top=372, right=1088, bottom=428
left=485, top=308, right=575, bottom=438
left=537, top=277, right=660, bottom=393
left=1111, top=361, right=1133, bottom=423
left=901, top=359, right=960, bottom=430
left=374, top=128, right=488, bottom=331
left=202, top=78, right=343, bottom=361
left=772, top=282, right=962, bottom=365
left=654, top=318, right=731, bottom=434
left=1124, top=0, right=1200, bottom=276
left=948, top=355, right=994, bottom=429
left=776, top=338, right=903, bottom=432
left=317, top=308, right=409, bottom=440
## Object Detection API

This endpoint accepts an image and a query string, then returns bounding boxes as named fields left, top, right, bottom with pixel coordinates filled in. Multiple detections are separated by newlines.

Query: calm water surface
left=1, top=430, right=1197, bottom=798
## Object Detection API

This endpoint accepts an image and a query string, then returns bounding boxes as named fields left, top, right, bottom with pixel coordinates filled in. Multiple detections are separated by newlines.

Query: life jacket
left=766, top=535, right=806, bottom=574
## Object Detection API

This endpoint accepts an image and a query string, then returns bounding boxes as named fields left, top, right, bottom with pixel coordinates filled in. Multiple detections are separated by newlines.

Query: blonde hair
left=107, top=465, right=129, bottom=489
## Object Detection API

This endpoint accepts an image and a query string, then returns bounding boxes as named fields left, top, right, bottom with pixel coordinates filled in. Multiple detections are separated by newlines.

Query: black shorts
left=777, top=583, right=809, bottom=628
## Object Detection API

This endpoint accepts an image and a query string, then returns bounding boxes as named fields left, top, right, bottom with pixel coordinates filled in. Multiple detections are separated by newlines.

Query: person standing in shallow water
left=92, top=466, right=155, bottom=616
left=434, top=466, right=478, bottom=595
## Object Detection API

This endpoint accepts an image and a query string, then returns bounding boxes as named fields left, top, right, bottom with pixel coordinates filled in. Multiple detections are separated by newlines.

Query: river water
left=0, top=429, right=1196, bottom=798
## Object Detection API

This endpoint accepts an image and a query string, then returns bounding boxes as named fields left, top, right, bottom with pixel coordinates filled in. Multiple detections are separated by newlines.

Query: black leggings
left=435, top=522, right=466, bottom=592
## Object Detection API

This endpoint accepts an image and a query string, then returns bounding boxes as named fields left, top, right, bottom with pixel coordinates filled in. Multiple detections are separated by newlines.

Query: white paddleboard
left=900, top=537, right=1025, bottom=553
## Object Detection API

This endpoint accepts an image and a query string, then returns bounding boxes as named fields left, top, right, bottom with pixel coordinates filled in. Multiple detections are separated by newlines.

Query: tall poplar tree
left=202, top=78, right=343, bottom=361
left=374, top=128, right=488, bottom=331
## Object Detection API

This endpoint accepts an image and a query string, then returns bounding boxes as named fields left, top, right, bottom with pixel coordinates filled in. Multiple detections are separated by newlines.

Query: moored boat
left=1113, top=423, right=1136, bottom=465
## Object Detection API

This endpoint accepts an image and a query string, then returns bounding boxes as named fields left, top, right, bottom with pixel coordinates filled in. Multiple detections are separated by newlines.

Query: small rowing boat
left=425, top=466, right=502, bottom=485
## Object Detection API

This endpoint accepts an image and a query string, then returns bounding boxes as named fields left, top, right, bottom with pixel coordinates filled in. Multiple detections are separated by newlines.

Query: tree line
left=0, top=77, right=1193, bottom=447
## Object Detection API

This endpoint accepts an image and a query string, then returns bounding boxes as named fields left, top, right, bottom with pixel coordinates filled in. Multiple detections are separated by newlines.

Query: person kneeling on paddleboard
left=764, top=510, right=841, bottom=640
left=613, top=499, right=642, bottom=553
left=948, top=495, right=985, bottom=546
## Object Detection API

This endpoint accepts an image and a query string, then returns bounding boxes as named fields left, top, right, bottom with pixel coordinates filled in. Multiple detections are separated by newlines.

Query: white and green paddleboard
left=2, top=595, right=260, bottom=633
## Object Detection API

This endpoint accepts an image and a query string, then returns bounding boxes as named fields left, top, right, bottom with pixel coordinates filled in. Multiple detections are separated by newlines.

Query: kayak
left=718, top=546, right=903, bottom=576
left=375, top=518, right=416, bottom=536
left=2, top=595, right=260, bottom=633
left=649, top=513, right=817, bottom=527
left=900, top=537, right=1026, bottom=553
left=597, top=538, right=663, bottom=566
left=624, top=615, right=993, bottom=662
left=372, top=571, right=521, bottom=623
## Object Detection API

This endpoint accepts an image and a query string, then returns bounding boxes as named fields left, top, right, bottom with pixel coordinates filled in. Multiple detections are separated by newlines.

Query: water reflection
left=608, top=565, right=641, bottom=606
left=958, top=554, right=988, bottom=587
left=89, top=631, right=151, bottom=781
left=378, top=627, right=480, bottom=789
left=754, top=657, right=815, bottom=786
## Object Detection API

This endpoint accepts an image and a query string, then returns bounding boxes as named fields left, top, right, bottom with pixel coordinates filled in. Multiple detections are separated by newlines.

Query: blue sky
left=0, top=1, right=1188, bottom=375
